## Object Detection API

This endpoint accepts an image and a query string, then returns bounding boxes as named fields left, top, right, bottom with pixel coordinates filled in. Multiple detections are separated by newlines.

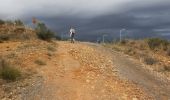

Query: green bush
left=0, top=19, right=5, bottom=25
left=0, top=59, right=21, bottom=81
left=1, top=66, right=21, bottom=81
left=147, top=38, right=169, bottom=51
left=36, top=23, right=54, bottom=41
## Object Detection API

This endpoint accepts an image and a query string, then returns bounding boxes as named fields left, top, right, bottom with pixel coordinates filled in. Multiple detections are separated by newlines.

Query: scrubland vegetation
left=105, top=38, right=170, bottom=77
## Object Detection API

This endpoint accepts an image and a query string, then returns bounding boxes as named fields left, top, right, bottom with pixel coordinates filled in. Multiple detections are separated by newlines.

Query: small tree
left=36, top=23, right=54, bottom=41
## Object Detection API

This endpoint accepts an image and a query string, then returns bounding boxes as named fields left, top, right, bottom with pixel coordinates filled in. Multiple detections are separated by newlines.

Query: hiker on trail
left=69, top=27, right=76, bottom=43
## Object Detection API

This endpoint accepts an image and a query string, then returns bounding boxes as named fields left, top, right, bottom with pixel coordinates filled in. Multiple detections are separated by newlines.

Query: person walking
left=69, top=27, right=76, bottom=43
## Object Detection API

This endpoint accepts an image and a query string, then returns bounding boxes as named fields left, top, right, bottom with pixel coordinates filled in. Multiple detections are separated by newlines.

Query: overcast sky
left=1, top=0, right=170, bottom=41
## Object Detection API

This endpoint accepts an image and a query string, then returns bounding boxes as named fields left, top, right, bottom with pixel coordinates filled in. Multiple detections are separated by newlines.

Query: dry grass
left=166, top=46, right=170, bottom=56
left=106, top=39, right=170, bottom=75
left=34, top=59, right=46, bottom=66
left=47, top=45, right=56, bottom=52
left=146, top=38, right=169, bottom=51
left=0, top=59, right=21, bottom=81
left=143, top=56, right=157, bottom=65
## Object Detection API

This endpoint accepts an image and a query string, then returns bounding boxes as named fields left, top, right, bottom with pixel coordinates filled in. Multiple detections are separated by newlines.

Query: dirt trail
left=86, top=43, right=170, bottom=100
left=112, top=51, right=170, bottom=100
left=21, top=41, right=153, bottom=100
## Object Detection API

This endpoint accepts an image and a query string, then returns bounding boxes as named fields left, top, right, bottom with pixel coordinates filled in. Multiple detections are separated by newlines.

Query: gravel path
left=87, top=42, right=170, bottom=100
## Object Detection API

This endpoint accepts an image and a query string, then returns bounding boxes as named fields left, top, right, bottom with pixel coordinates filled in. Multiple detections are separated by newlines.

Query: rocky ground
left=1, top=41, right=169, bottom=100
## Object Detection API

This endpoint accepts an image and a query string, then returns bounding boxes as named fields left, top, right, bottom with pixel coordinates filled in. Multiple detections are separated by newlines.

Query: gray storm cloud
left=0, top=0, right=170, bottom=19
left=0, top=0, right=170, bottom=41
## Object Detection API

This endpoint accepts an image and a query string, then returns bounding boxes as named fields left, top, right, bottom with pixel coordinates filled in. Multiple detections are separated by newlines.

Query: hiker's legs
left=70, top=33, right=75, bottom=43
left=70, top=36, right=73, bottom=43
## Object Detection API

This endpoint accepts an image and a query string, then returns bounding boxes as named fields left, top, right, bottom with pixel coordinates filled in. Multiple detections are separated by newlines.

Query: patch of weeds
left=47, top=45, right=56, bottom=52
left=147, top=38, right=169, bottom=51
left=47, top=52, right=53, bottom=56
left=0, top=59, right=21, bottom=81
left=6, top=53, right=16, bottom=59
left=125, top=47, right=132, bottom=53
left=0, top=34, right=10, bottom=42
left=164, top=65, right=170, bottom=72
left=34, top=59, right=46, bottom=66
left=120, top=40, right=128, bottom=45
left=144, top=56, right=157, bottom=65
left=111, top=46, right=121, bottom=52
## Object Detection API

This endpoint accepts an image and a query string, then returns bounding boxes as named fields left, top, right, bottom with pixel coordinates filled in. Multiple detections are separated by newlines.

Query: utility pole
left=61, top=33, right=63, bottom=40
left=102, top=34, right=107, bottom=43
left=120, top=29, right=126, bottom=42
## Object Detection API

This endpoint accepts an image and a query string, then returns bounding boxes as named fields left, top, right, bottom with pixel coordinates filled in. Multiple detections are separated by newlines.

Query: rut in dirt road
left=22, top=41, right=152, bottom=100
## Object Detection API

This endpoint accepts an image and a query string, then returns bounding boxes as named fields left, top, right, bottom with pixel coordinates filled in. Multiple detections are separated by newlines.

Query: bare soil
left=20, top=41, right=152, bottom=100
left=1, top=41, right=169, bottom=100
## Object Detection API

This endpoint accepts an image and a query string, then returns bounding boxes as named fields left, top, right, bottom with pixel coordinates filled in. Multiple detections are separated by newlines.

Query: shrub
left=120, top=40, right=127, bottom=45
left=164, top=65, right=170, bottom=71
left=0, top=19, right=5, bottom=25
left=0, top=34, right=10, bottom=41
left=147, top=38, right=169, bottom=51
left=14, top=19, right=24, bottom=26
left=34, top=59, right=46, bottom=65
left=47, top=45, right=56, bottom=52
left=47, top=52, right=53, bottom=56
left=36, top=23, right=54, bottom=41
left=1, top=66, right=21, bottom=81
left=125, top=47, right=132, bottom=54
left=0, top=59, right=21, bottom=81
left=144, top=57, right=157, bottom=65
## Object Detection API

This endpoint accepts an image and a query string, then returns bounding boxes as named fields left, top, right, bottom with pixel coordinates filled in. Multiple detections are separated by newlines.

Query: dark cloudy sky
left=1, top=0, right=170, bottom=41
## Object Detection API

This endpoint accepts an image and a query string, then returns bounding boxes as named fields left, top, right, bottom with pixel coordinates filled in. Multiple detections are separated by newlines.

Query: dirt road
left=87, top=42, right=170, bottom=100
left=20, top=41, right=170, bottom=100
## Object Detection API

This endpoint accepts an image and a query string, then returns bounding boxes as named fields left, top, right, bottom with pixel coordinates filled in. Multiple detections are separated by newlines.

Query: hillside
left=0, top=23, right=37, bottom=42
left=0, top=24, right=170, bottom=100
left=1, top=40, right=153, bottom=100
